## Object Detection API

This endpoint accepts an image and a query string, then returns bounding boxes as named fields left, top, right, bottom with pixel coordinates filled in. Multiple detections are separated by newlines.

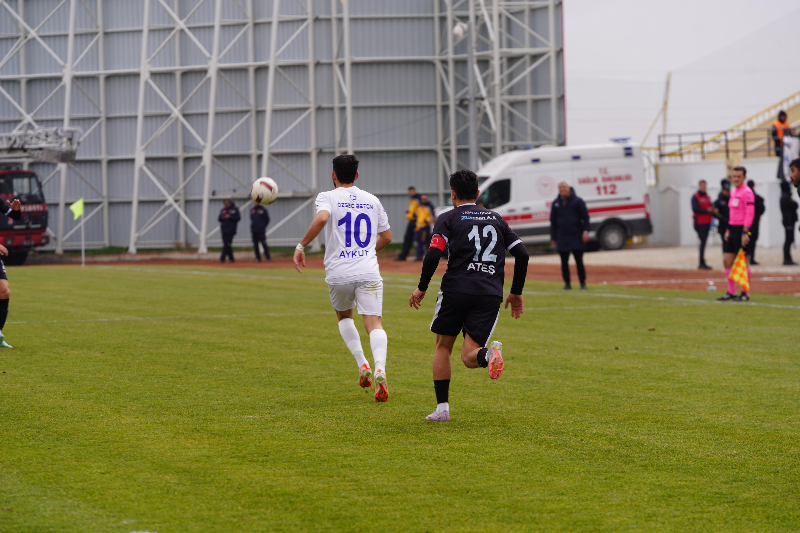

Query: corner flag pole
left=80, top=211, right=85, bottom=267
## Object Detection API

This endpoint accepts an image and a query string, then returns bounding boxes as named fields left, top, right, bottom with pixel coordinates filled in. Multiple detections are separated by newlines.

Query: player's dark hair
left=332, top=154, right=359, bottom=184
left=791, top=158, right=800, bottom=171
left=747, top=180, right=755, bottom=189
left=449, top=170, right=479, bottom=200
left=408, top=186, right=416, bottom=191
left=732, top=166, right=747, bottom=176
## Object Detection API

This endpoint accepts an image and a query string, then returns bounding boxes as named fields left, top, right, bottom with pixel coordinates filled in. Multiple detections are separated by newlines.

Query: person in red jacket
left=691, top=180, right=717, bottom=270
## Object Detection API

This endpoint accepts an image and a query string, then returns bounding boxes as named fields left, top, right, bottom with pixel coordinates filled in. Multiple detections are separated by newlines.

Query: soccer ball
left=251, top=177, right=279, bottom=205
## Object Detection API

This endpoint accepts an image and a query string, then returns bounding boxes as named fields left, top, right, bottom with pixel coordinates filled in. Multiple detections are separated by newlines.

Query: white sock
left=338, top=318, right=368, bottom=368
left=369, top=328, right=388, bottom=374
left=436, top=402, right=449, bottom=414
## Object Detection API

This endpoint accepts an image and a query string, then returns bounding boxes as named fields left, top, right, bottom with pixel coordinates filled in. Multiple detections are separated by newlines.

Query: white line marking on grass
left=526, top=290, right=800, bottom=310
left=95, top=265, right=326, bottom=282
left=607, top=276, right=800, bottom=286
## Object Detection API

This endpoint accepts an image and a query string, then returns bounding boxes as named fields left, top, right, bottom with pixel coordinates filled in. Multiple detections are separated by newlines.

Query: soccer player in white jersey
left=293, top=155, right=393, bottom=402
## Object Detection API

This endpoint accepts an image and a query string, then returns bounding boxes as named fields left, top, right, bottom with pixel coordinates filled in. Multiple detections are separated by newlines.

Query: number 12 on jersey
left=468, top=224, right=498, bottom=262
left=337, top=211, right=372, bottom=248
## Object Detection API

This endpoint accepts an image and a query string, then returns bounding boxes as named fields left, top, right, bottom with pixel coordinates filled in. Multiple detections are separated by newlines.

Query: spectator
left=713, top=179, right=731, bottom=254
left=780, top=180, right=798, bottom=265
left=791, top=159, right=800, bottom=189
left=772, top=110, right=792, bottom=158
left=691, top=179, right=717, bottom=270
left=414, top=194, right=435, bottom=261
left=250, top=199, right=271, bottom=263
left=745, top=180, right=765, bottom=265
left=550, top=181, right=590, bottom=290
left=396, top=186, right=422, bottom=261
left=218, top=199, right=240, bottom=263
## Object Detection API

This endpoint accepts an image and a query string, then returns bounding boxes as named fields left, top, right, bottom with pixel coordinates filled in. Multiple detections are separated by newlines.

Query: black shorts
left=0, top=260, right=6, bottom=281
left=723, top=225, right=744, bottom=254
left=430, top=291, right=502, bottom=347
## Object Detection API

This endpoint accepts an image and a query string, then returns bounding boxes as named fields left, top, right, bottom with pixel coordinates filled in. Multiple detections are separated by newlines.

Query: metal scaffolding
left=0, top=0, right=563, bottom=253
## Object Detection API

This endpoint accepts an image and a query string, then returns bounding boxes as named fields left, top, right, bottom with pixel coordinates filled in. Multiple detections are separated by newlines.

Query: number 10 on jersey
left=338, top=212, right=372, bottom=248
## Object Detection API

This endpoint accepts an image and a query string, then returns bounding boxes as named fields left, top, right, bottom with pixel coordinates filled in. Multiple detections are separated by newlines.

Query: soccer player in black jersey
left=0, top=195, right=21, bottom=348
left=409, top=170, right=530, bottom=421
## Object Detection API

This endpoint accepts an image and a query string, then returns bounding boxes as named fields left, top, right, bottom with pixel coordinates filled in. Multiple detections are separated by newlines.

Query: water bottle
left=706, top=281, right=716, bottom=292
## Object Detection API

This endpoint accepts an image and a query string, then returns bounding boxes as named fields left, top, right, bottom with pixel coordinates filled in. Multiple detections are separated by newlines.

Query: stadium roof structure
left=0, top=0, right=563, bottom=253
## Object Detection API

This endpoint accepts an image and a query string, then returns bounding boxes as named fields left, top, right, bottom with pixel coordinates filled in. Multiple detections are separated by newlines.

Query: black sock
left=477, top=348, right=489, bottom=368
left=0, top=298, right=8, bottom=330
left=434, top=379, right=450, bottom=404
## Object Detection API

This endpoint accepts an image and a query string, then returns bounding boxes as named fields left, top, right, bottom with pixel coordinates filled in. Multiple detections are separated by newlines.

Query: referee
left=718, top=167, right=754, bottom=301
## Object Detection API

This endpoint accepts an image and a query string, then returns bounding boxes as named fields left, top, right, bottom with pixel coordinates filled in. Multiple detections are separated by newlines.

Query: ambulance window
left=477, top=179, right=510, bottom=210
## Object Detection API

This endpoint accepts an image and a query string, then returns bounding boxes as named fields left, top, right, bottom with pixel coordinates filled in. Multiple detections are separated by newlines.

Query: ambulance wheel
left=4, top=251, right=28, bottom=265
left=598, top=223, right=626, bottom=250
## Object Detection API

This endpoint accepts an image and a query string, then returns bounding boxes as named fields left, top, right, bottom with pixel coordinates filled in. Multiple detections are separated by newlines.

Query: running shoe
left=487, top=341, right=504, bottom=379
left=425, top=409, right=450, bottom=421
left=736, top=292, right=750, bottom=302
left=717, top=292, right=736, bottom=301
left=359, top=364, right=373, bottom=388
left=374, top=369, right=388, bottom=402
left=0, top=340, right=12, bottom=348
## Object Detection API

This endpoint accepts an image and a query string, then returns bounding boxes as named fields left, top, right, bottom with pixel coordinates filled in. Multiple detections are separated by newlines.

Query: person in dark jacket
left=713, top=179, right=730, bottom=253
left=250, top=200, right=271, bottom=263
left=745, top=180, right=766, bottom=264
left=218, top=199, right=240, bottom=263
left=550, top=182, right=590, bottom=290
left=780, top=180, right=798, bottom=265
left=691, top=180, right=717, bottom=270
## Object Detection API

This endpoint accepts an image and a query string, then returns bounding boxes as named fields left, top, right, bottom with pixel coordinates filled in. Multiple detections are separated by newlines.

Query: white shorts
left=328, top=280, right=383, bottom=316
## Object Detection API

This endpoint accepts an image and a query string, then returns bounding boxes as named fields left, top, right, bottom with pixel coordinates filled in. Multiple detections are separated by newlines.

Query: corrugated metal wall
left=0, top=0, right=563, bottom=251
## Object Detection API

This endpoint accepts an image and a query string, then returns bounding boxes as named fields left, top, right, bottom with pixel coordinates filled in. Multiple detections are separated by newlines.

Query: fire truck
left=0, top=127, right=82, bottom=265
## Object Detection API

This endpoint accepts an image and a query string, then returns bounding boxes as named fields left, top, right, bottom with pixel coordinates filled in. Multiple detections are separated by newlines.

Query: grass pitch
left=1, top=264, right=799, bottom=532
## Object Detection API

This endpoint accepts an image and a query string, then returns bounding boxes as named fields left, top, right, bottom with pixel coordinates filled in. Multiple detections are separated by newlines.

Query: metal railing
left=656, top=126, right=791, bottom=162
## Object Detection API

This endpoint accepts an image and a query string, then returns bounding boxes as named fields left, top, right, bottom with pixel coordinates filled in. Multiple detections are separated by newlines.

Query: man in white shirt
left=294, top=155, right=393, bottom=402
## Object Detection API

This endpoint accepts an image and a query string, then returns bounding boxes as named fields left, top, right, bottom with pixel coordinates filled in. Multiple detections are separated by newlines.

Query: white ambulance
left=438, top=142, right=652, bottom=250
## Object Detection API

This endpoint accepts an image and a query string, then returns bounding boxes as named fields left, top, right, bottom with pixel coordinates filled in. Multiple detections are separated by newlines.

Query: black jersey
left=430, top=203, right=522, bottom=298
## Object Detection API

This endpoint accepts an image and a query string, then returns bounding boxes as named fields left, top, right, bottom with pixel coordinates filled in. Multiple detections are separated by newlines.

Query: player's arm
left=375, top=229, right=392, bottom=252
left=0, top=198, right=20, bottom=220
left=2, top=198, right=22, bottom=219
left=293, top=210, right=330, bottom=273
left=505, top=240, right=529, bottom=319
left=409, top=234, right=445, bottom=309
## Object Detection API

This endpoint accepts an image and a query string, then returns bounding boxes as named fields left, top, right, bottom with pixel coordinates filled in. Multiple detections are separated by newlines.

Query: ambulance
left=438, top=142, right=652, bottom=250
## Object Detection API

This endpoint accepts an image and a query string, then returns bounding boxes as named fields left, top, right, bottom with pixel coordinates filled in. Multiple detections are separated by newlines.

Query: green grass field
left=1, top=264, right=799, bottom=532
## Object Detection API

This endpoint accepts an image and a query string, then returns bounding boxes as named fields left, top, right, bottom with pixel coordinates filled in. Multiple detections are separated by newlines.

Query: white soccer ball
left=251, top=177, right=279, bottom=205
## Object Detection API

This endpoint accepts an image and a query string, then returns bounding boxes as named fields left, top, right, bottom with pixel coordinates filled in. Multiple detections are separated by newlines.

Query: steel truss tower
left=0, top=0, right=562, bottom=253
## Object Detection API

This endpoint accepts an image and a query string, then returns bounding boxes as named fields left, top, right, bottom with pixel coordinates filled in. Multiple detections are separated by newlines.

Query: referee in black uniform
left=409, top=170, right=530, bottom=421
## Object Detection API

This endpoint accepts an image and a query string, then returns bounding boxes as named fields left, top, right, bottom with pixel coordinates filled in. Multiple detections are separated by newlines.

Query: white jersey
left=315, top=185, right=390, bottom=285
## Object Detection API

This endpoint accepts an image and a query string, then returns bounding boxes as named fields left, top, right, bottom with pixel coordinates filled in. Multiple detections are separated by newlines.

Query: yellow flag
left=69, top=198, right=84, bottom=220
left=728, top=248, right=750, bottom=293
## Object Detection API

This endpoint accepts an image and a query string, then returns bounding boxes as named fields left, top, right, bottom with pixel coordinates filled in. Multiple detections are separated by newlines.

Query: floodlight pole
left=56, top=0, right=78, bottom=255
left=467, top=0, right=478, bottom=171
left=197, top=0, right=224, bottom=255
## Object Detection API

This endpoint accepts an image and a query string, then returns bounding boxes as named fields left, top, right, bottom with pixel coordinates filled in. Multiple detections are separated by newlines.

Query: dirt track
left=61, top=252, right=800, bottom=296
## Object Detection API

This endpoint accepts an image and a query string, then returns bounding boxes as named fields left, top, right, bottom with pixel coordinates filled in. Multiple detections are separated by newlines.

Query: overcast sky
left=562, top=0, right=800, bottom=145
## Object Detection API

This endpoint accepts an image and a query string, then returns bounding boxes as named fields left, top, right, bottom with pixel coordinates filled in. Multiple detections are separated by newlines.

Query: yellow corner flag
left=69, top=198, right=84, bottom=220
left=728, top=248, right=750, bottom=293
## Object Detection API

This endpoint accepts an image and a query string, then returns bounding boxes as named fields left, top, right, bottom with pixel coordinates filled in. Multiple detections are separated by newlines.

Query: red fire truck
left=0, top=128, right=82, bottom=265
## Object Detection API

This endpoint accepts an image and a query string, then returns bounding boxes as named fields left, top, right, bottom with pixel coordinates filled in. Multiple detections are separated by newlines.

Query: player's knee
left=0, top=286, right=9, bottom=299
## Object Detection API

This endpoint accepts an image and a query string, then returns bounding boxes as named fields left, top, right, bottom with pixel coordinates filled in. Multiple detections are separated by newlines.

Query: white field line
left=525, top=290, right=800, bottom=310
left=606, top=276, right=800, bottom=286
left=8, top=303, right=682, bottom=326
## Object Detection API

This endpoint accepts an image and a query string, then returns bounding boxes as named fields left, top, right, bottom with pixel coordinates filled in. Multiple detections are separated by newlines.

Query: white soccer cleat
left=487, top=341, right=504, bottom=379
left=374, top=369, right=388, bottom=402
left=425, top=409, right=450, bottom=421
